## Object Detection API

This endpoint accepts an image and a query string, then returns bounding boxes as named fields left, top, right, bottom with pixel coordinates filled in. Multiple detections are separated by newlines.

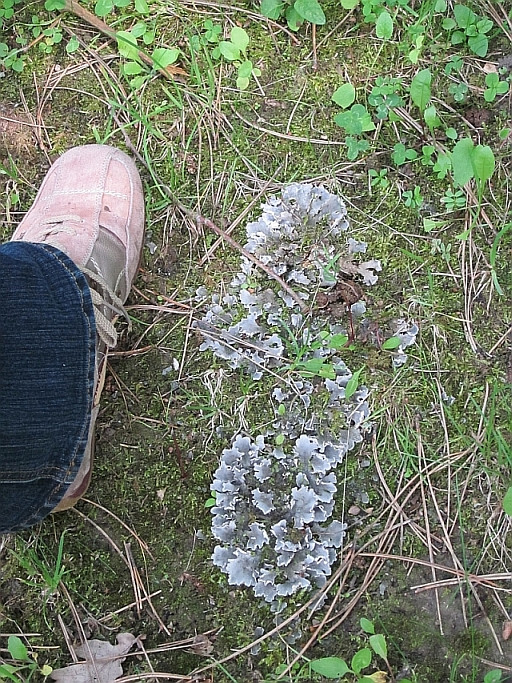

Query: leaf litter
left=50, top=633, right=139, bottom=683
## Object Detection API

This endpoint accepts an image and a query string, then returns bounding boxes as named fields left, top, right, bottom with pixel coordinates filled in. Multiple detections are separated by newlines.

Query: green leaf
left=351, top=647, right=372, bottom=674
left=218, top=40, right=240, bottom=60
left=95, top=0, right=113, bottom=16
left=369, top=633, right=388, bottom=660
left=345, top=366, right=364, bottom=399
left=44, top=0, right=66, bottom=9
left=298, top=358, right=335, bottom=379
left=360, top=617, right=375, bottom=634
left=423, top=104, right=440, bottom=130
left=8, top=636, right=28, bottom=662
left=310, top=657, right=351, bottom=678
left=0, top=664, right=21, bottom=682
left=134, top=0, right=149, bottom=13
left=451, top=137, right=474, bottom=186
left=442, top=17, right=456, bottom=30
left=237, top=59, right=253, bottom=78
left=116, top=30, right=139, bottom=60
left=381, top=336, right=401, bottom=350
left=236, top=75, right=250, bottom=90
left=41, top=665, right=53, bottom=676
left=66, top=35, right=80, bottom=53
left=275, top=433, right=285, bottom=445
left=329, top=333, right=349, bottom=349
left=410, top=68, right=431, bottom=111
left=334, top=104, right=375, bottom=134
left=375, top=10, right=393, bottom=39
left=485, top=72, right=499, bottom=87
left=123, top=60, right=143, bottom=74
left=285, top=4, right=303, bottom=30
left=454, top=4, right=475, bottom=29
left=484, top=671, right=504, bottom=683
left=294, top=0, right=326, bottom=24
left=230, top=26, right=249, bottom=53
left=331, top=83, right=356, bottom=108
left=503, top=487, right=512, bottom=516
left=151, top=47, right=179, bottom=68
left=468, top=33, right=488, bottom=57
left=472, top=144, right=494, bottom=183
left=341, top=0, right=359, bottom=7
left=260, top=0, right=284, bottom=19
left=433, top=152, right=452, bottom=179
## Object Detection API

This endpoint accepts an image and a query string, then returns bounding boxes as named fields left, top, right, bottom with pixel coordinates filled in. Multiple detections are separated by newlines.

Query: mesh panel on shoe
left=83, top=227, right=130, bottom=350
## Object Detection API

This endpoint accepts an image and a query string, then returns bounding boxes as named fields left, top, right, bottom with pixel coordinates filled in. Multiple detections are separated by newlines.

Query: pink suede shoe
left=11, top=145, right=145, bottom=510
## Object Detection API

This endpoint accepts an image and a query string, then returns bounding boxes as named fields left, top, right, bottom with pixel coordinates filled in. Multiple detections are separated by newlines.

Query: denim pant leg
left=0, top=241, right=96, bottom=534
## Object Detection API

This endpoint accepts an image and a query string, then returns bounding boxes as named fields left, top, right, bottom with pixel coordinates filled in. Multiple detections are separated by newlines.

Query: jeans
left=0, top=241, right=96, bottom=534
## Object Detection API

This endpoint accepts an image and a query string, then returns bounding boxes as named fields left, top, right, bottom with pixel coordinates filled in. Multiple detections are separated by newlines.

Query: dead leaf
left=179, top=572, right=205, bottom=593
left=483, top=62, right=498, bottom=74
left=366, top=672, right=388, bottom=683
left=503, top=620, right=512, bottom=641
left=50, top=633, right=138, bottom=683
left=188, top=634, right=214, bottom=656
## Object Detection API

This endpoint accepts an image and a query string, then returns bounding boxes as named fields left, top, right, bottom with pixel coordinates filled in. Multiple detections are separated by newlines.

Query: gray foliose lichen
left=194, top=183, right=410, bottom=607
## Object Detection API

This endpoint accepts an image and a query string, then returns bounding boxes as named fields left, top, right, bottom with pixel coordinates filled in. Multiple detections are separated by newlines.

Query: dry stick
left=311, top=23, right=317, bottom=70
left=117, top=133, right=310, bottom=313
left=117, top=674, right=190, bottom=682
left=59, top=582, right=104, bottom=682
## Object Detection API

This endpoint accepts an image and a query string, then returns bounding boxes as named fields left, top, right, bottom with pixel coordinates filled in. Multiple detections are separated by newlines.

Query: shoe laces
left=39, top=216, right=130, bottom=349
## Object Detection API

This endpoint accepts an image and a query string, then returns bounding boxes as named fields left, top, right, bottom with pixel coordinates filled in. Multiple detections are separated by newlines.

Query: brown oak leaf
left=50, top=633, right=138, bottom=683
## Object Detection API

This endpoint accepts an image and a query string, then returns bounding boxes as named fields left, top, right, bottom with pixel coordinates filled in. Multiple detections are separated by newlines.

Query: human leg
left=0, top=145, right=144, bottom=532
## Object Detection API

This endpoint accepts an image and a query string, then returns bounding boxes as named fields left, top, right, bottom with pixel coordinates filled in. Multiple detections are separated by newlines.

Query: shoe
left=10, top=144, right=145, bottom=510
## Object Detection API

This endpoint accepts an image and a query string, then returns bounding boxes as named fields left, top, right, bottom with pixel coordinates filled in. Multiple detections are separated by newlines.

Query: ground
left=0, top=1, right=512, bottom=682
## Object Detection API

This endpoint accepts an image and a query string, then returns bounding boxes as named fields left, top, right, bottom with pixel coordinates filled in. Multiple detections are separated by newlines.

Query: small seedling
left=205, top=490, right=217, bottom=508
left=451, top=137, right=495, bottom=190
left=369, top=168, right=389, bottom=189
left=441, top=188, right=466, bottom=211
left=483, top=71, right=509, bottom=103
left=368, top=76, right=404, bottom=120
left=334, top=104, right=375, bottom=136
left=304, top=618, right=397, bottom=681
left=207, top=25, right=261, bottom=90
left=403, top=185, right=423, bottom=210
left=449, top=81, right=469, bottom=102
left=442, top=4, right=493, bottom=57
left=392, top=142, right=417, bottom=166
